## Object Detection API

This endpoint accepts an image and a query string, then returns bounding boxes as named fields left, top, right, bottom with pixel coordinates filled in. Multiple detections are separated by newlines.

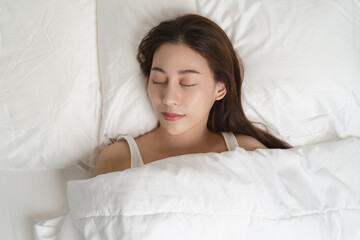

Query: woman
left=91, top=14, right=291, bottom=178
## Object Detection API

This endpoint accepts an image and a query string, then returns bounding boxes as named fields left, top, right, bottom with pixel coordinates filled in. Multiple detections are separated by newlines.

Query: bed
left=0, top=0, right=359, bottom=239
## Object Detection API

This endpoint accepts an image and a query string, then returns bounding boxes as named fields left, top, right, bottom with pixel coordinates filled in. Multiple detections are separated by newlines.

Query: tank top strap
left=115, top=135, right=144, bottom=168
left=221, top=132, right=239, bottom=151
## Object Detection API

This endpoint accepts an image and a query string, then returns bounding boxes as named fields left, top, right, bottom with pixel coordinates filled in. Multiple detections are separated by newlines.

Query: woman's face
left=147, top=43, right=226, bottom=136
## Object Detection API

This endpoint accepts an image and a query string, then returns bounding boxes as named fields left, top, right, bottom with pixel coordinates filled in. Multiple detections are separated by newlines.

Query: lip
left=161, top=112, right=185, bottom=121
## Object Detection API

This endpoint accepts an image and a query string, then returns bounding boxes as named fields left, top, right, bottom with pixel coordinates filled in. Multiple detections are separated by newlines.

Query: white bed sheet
left=0, top=169, right=90, bottom=240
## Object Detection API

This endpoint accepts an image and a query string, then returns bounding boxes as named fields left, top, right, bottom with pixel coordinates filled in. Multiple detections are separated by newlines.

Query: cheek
left=147, top=88, right=155, bottom=107
left=186, top=87, right=215, bottom=110
left=147, top=84, right=158, bottom=104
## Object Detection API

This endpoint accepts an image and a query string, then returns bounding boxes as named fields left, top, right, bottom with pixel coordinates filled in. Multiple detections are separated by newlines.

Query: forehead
left=151, top=43, right=212, bottom=75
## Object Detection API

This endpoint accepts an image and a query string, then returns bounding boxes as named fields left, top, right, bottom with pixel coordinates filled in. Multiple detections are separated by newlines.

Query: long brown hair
left=137, top=14, right=292, bottom=149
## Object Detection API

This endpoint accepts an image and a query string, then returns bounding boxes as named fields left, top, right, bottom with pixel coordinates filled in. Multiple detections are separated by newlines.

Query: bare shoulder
left=90, top=140, right=131, bottom=178
left=235, top=134, right=267, bottom=151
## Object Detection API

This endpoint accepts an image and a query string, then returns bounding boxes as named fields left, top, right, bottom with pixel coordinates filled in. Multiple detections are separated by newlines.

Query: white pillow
left=97, top=0, right=360, bottom=151
left=0, top=0, right=100, bottom=170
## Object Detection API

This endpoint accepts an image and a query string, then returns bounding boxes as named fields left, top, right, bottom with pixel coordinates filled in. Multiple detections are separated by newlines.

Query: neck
left=153, top=124, right=216, bottom=154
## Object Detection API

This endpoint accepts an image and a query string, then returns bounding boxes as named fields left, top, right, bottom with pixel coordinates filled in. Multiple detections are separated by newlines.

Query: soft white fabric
left=97, top=0, right=360, bottom=155
left=0, top=169, right=89, bottom=240
left=35, top=137, right=360, bottom=239
left=221, top=132, right=240, bottom=151
left=0, top=0, right=101, bottom=170
left=115, top=134, right=145, bottom=168
left=34, top=215, right=85, bottom=240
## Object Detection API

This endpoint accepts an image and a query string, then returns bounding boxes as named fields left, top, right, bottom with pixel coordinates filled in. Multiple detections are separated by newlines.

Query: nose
left=162, top=83, right=180, bottom=106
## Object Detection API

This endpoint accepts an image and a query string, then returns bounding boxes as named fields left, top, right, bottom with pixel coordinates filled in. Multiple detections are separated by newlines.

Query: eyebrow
left=151, top=67, right=201, bottom=75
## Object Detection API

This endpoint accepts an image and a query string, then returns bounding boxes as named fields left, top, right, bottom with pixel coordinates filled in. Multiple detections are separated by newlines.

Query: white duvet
left=34, top=137, right=360, bottom=240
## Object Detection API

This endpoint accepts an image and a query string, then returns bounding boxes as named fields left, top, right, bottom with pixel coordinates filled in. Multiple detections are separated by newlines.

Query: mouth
left=161, top=112, right=185, bottom=121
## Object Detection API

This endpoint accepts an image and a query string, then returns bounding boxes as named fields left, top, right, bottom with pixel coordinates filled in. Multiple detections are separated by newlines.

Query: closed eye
left=152, top=79, right=196, bottom=87
left=152, top=79, right=164, bottom=85
left=181, top=84, right=197, bottom=87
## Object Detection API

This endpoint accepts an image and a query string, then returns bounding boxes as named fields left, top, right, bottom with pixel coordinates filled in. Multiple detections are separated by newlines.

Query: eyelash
left=152, top=79, right=196, bottom=87
left=182, top=84, right=196, bottom=87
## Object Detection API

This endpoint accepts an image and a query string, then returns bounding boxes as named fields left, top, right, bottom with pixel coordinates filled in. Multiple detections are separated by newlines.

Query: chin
left=159, top=122, right=187, bottom=136
left=163, top=127, right=185, bottom=136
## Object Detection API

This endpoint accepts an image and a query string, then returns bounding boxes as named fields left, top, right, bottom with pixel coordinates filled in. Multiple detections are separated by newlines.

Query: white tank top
left=116, top=132, right=239, bottom=168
